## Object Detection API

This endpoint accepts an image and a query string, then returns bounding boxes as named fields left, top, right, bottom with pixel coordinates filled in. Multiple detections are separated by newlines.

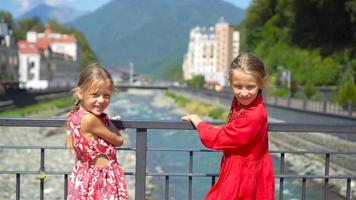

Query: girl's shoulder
left=68, top=110, right=90, bottom=125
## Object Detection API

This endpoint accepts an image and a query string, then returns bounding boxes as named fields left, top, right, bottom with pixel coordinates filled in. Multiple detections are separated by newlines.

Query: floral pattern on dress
left=67, top=111, right=128, bottom=200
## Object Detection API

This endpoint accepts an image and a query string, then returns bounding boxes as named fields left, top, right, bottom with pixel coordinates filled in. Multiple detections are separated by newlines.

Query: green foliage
left=47, top=20, right=97, bottom=69
left=337, top=80, right=356, bottom=110
left=241, top=0, right=356, bottom=96
left=14, top=17, right=44, bottom=40
left=267, top=87, right=289, bottom=97
left=303, top=81, right=315, bottom=99
left=186, top=75, right=205, bottom=88
left=165, top=91, right=190, bottom=107
left=0, top=10, right=14, bottom=25
left=165, top=91, right=228, bottom=121
left=0, top=96, right=74, bottom=117
left=209, top=107, right=225, bottom=120
left=152, top=56, right=183, bottom=80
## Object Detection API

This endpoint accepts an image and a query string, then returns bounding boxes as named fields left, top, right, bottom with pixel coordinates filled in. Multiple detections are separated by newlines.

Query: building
left=17, top=25, right=79, bottom=90
left=0, top=19, right=19, bottom=94
left=182, top=17, right=240, bottom=87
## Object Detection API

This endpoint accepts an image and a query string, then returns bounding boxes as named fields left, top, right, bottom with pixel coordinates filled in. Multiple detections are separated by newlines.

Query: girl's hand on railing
left=112, top=115, right=122, bottom=120
left=181, top=114, right=203, bottom=127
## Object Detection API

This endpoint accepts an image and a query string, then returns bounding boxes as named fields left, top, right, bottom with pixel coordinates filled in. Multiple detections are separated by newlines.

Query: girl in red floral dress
left=66, top=63, right=128, bottom=200
left=182, top=53, right=275, bottom=200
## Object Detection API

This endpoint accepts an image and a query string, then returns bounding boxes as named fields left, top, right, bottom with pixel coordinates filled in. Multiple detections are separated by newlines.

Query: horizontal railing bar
left=1, top=117, right=356, bottom=133
left=0, top=171, right=135, bottom=176
left=1, top=145, right=356, bottom=154
left=148, top=148, right=218, bottom=152
left=145, top=173, right=356, bottom=179
left=1, top=171, right=355, bottom=179
left=0, top=145, right=135, bottom=151
left=269, top=150, right=356, bottom=155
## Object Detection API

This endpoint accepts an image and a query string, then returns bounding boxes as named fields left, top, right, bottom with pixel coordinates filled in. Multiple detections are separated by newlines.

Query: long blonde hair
left=65, top=63, right=114, bottom=148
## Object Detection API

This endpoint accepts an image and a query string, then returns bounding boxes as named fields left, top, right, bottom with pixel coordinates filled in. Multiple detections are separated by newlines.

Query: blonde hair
left=65, top=63, right=114, bottom=148
left=227, top=53, right=267, bottom=121
left=229, top=53, right=267, bottom=87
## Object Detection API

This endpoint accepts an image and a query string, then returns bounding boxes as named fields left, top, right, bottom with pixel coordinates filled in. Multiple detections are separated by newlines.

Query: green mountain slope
left=69, top=0, right=245, bottom=78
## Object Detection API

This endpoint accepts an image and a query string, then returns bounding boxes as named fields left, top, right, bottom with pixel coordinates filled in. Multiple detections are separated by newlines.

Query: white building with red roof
left=17, top=25, right=79, bottom=89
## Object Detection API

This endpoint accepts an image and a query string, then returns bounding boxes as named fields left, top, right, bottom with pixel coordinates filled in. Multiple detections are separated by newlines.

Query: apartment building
left=183, top=17, right=240, bottom=87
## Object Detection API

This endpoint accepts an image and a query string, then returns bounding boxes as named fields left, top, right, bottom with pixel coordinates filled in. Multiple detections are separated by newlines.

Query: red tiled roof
left=17, top=40, right=40, bottom=54
left=17, top=27, right=77, bottom=55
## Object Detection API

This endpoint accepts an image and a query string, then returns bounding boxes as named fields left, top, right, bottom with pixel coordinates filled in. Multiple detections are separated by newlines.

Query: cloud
left=16, top=0, right=32, bottom=13
left=14, top=0, right=79, bottom=14
left=45, top=0, right=63, bottom=6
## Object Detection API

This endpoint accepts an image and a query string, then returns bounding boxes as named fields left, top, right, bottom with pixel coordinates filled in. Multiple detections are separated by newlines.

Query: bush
left=209, top=107, right=225, bottom=120
left=186, top=75, right=205, bottom=88
left=304, top=81, right=315, bottom=99
left=337, top=80, right=356, bottom=110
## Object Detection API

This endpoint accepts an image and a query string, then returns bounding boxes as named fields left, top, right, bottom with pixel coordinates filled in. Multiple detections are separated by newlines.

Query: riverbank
left=166, top=89, right=356, bottom=199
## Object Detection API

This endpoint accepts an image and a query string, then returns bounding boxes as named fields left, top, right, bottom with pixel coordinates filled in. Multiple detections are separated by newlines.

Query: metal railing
left=1, top=117, right=356, bottom=200
left=265, top=95, right=356, bottom=119
left=170, top=87, right=356, bottom=120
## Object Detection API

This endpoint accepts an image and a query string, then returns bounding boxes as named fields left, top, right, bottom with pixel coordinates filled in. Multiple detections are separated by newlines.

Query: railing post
left=188, top=151, right=193, bottom=200
left=303, top=95, right=307, bottom=110
left=324, top=153, right=330, bottom=200
left=279, top=152, right=285, bottom=200
left=322, top=99, right=327, bottom=113
left=64, top=174, right=68, bottom=200
left=135, top=128, right=147, bottom=200
left=165, top=176, right=169, bottom=200
left=346, top=178, right=351, bottom=200
left=347, top=100, right=352, bottom=117
left=16, top=173, right=20, bottom=200
left=39, top=148, right=45, bottom=200
left=301, top=177, right=306, bottom=200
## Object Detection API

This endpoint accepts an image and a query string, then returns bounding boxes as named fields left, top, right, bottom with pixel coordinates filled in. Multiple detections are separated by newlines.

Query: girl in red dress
left=182, top=53, right=275, bottom=200
left=66, top=64, right=128, bottom=200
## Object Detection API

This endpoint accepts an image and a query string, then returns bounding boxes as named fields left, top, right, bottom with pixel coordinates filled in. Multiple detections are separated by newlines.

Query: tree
left=186, top=75, right=205, bottom=88
left=14, top=17, right=44, bottom=40
left=47, top=20, right=97, bottom=69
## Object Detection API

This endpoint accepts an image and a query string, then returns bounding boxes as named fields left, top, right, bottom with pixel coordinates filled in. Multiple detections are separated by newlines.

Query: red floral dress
left=67, top=111, right=128, bottom=200
left=196, top=95, right=275, bottom=200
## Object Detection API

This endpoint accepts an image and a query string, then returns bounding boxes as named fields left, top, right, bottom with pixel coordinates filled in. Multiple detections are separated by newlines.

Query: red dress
left=67, top=111, right=128, bottom=200
left=196, top=95, right=275, bottom=200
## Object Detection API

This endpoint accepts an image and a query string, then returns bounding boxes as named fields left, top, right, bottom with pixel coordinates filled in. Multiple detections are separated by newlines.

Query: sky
left=0, top=0, right=251, bottom=18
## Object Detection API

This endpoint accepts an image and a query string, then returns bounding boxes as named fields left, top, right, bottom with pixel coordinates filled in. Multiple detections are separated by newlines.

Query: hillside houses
left=17, top=25, right=79, bottom=89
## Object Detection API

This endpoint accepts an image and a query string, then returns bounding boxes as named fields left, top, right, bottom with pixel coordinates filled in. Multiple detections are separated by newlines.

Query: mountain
left=69, top=0, right=245, bottom=78
left=17, top=4, right=87, bottom=24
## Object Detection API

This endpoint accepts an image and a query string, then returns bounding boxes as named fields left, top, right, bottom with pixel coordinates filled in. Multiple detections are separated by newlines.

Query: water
left=109, top=89, right=343, bottom=200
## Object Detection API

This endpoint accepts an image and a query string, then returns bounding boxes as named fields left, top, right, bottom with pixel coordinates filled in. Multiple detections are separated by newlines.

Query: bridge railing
left=0, top=117, right=356, bottom=200
left=170, top=87, right=356, bottom=120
